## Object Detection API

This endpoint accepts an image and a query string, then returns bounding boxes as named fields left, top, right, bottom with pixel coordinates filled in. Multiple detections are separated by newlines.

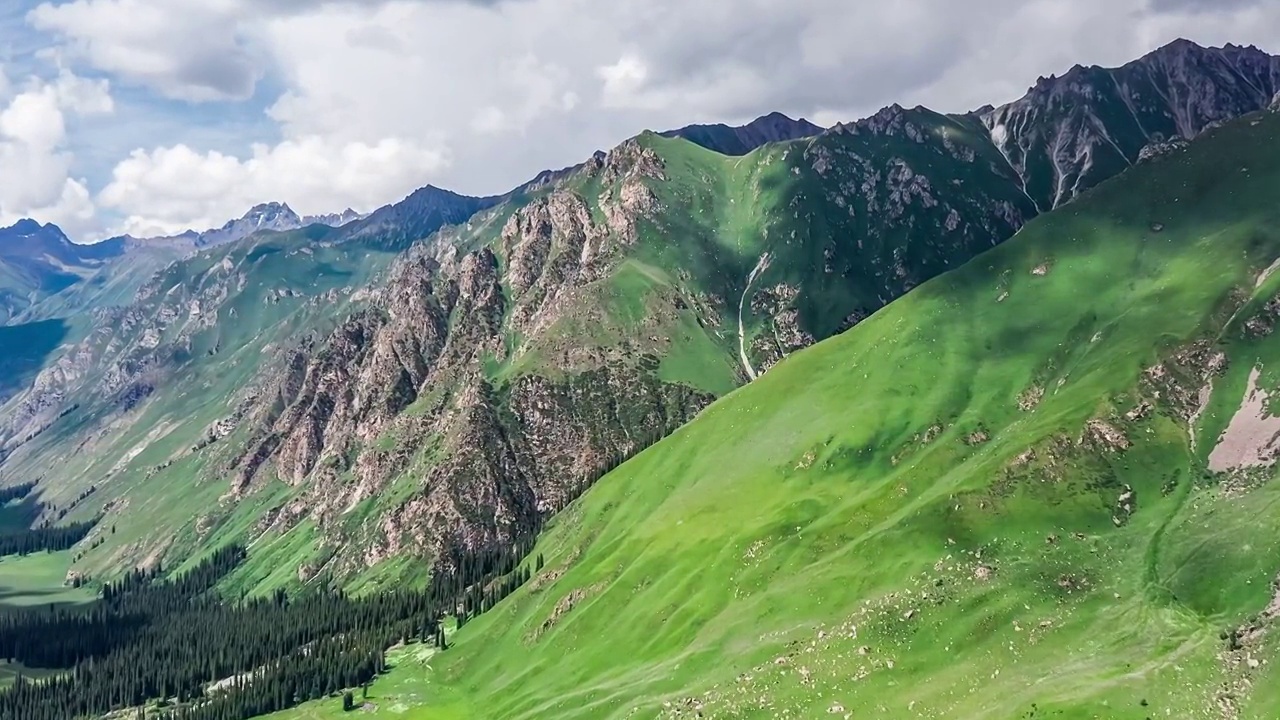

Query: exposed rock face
left=222, top=142, right=706, bottom=574
left=750, top=283, right=815, bottom=371
left=1243, top=291, right=1280, bottom=339
left=1083, top=419, right=1131, bottom=453
left=5, top=39, right=1280, bottom=587
left=501, top=193, right=607, bottom=335
left=1207, top=366, right=1280, bottom=473
left=783, top=103, right=1036, bottom=347
left=981, top=40, right=1280, bottom=211
left=1142, top=340, right=1230, bottom=423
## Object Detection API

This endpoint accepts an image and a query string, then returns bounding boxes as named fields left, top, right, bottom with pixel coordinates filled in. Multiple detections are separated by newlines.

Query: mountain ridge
left=0, top=37, right=1275, bottom=605
left=660, top=110, right=824, bottom=155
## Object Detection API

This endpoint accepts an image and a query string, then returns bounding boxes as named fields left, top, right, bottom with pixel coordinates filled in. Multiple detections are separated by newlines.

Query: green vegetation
left=0, top=546, right=446, bottom=720
left=0, top=227, right=407, bottom=587
left=260, top=110, right=1280, bottom=718
left=0, top=551, right=95, bottom=610
left=260, top=645, right=456, bottom=720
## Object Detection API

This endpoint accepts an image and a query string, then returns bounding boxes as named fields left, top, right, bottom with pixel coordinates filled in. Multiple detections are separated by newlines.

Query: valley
left=0, top=37, right=1279, bottom=720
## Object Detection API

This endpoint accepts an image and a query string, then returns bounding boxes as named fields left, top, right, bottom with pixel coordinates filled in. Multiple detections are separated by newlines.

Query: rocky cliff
left=1, top=39, right=1277, bottom=590
left=980, top=39, right=1280, bottom=210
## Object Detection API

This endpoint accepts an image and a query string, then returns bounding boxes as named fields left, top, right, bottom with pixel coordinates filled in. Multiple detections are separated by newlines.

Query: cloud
left=16, top=0, right=1280, bottom=239
left=0, top=69, right=111, bottom=237
left=26, top=0, right=519, bottom=102
left=28, top=0, right=265, bottom=102
left=97, top=135, right=448, bottom=237
left=1148, top=0, right=1263, bottom=12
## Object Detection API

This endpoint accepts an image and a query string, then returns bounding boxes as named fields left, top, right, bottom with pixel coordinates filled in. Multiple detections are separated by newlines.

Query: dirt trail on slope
left=737, top=253, right=771, bottom=381
left=1208, top=366, right=1280, bottom=472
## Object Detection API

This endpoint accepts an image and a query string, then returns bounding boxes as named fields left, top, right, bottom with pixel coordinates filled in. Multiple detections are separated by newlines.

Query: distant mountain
left=339, top=185, right=501, bottom=249
left=7, top=40, right=1280, bottom=683
left=194, top=202, right=305, bottom=247
left=979, top=39, right=1280, bottom=210
left=0, top=219, right=124, bottom=322
left=302, top=207, right=365, bottom=227
left=108, top=203, right=369, bottom=254
left=0, top=219, right=123, bottom=266
left=661, top=111, right=824, bottom=155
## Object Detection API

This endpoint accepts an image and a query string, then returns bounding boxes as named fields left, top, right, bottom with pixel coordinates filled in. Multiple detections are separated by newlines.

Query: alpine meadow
left=0, top=15, right=1279, bottom=720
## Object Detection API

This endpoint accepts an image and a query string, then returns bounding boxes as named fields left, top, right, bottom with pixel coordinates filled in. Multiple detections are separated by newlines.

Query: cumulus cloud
left=16, top=0, right=1280, bottom=239
left=98, top=136, right=448, bottom=238
left=26, top=0, right=517, bottom=102
left=0, top=69, right=111, bottom=237
left=28, top=0, right=265, bottom=102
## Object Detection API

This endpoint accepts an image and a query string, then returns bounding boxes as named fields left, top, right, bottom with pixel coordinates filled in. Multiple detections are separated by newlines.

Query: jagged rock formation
left=222, top=141, right=705, bottom=572
left=302, top=208, right=365, bottom=228
left=0, top=220, right=124, bottom=321
left=2, top=39, right=1278, bottom=588
left=980, top=39, right=1280, bottom=210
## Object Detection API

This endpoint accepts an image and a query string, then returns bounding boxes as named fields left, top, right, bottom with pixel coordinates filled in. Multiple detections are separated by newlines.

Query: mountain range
left=2, top=37, right=1280, bottom=720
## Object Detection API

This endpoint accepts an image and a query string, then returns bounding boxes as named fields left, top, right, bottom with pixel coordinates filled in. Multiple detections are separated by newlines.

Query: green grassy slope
left=0, top=229, right=404, bottom=581
left=0, top=550, right=95, bottom=610
left=0, top=119, right=1011, bottom=588
left=267, top=110, right=1280, bottom=719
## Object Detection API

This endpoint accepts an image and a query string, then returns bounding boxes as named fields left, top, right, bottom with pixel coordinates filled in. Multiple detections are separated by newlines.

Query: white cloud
left=28, top=0, right=265, bottom=102
left=14, top=0, right=1280, bottom=239
left=0, top=88, right=66, bottom=151
left=98, top=136, right=448, bottom=237
left=597, top=55, right=653, bottom=109
left=0, top=69, right=111, bottom=237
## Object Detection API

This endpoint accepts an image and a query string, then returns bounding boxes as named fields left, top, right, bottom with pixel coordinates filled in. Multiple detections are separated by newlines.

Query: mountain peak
left=661, top=112, right=824, bottom=155
left=980, top=39, right=1280, bottom=211
left=246, top=200, right=293, bottom=213
left=3, top=218, right=48, bottom=235
left=242, top=201, right=301, bottom=226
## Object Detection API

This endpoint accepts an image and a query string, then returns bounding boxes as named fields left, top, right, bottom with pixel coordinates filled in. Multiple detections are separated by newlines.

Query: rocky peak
left=0, top=218, right=122, bottom=264
left=979, top=39, right=1280, bottom=211
left=603, top=138, right=667, bottom=183
left=848, top=103, right=930, bottom=138
left=192, top=202, right=305, bottom=248
left=3, top=218, right=46, bottom=236
left=301, top=208, right=365, bottom=228
left=341, top=185, right=501, bottom=250
left=243, top=202, right=302, bottom=229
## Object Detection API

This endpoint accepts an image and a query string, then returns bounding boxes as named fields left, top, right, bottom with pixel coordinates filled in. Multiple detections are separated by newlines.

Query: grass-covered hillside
left=0, top=103, right=1039, bottom=591
left=2, top=41, right=1277, bottom=633
left=263, top=107, right=1280, bottom=719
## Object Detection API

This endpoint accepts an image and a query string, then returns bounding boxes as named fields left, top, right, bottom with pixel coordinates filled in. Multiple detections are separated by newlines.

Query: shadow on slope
left=0, top=320, right=68, bottom=401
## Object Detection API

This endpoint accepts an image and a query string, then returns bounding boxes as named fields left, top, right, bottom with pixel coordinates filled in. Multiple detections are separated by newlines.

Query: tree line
left=0, top=409, right=676, bottom=720
left=0, top=518, right=97, bottom=557
left=0, top=481, right=98, bottom=557
left=0, top=536, right=536, bottom=720
left=0, top=482, right=35, bottom=505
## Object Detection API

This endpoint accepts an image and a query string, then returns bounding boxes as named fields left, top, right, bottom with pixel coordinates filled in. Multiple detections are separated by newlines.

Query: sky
left=1, top=0, right=1279, bottom=242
